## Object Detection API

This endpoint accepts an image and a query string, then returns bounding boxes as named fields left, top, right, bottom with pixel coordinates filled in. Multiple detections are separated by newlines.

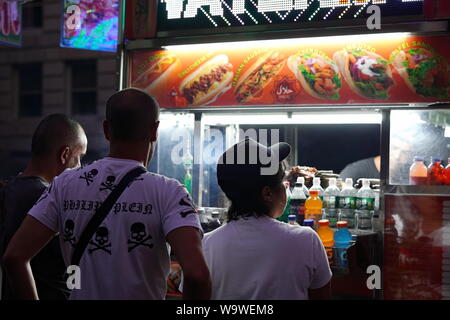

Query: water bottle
left=296, top=176, right=310, bottom=197
left=309, top=177, right=324, bottom=200
left=337, top=178, right=356, bottom=229
left=290, top=177, right=307, bottom=225
left=356, top=179, right=376, bottom=230
left=322, top=178, right=340, bottom=227
left=334, top=221, right=353, bottom=269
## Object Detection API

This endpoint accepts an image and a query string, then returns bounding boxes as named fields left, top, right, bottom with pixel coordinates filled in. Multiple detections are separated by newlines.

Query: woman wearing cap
left=202, top=138, right=332, bottom=300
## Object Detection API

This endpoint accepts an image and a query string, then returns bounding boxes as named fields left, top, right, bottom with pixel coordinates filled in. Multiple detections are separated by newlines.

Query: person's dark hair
left=105, top=88, right=159, bottom=141
left=31, top=114, right=83, bottom=157
left=224, top=163, right=285, bottom=222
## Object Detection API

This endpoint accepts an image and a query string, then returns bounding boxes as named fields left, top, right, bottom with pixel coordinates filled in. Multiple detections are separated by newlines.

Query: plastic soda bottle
left=290, top=178, right=307, bottom=225
left=428, top=158, right=445, bottom=185
left=409, top=156, right=428, bottom=185
left=304, top=190, right=323, bottom=229
left=183, top=146, right=193, bottom=195
left=322, top=178, right=340, bottom=227
left=288, top=215, right=299, bottom=226
left=334, top=221, right=353, bottom=269
left=337, top=178, right=356, bottom=229
left=277, top=182, right=291, bottom=223
left=356, top=179, right=376, bottom=230
left=317, top=219, right=334, bottom=262
left=309, top=177, right=324, bottom=200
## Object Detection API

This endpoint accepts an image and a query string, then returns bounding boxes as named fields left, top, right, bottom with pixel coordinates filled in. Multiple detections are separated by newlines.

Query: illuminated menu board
left=158, top=0, right=423, bottom=34
left=0, top=0, right=22, bottom=46
left=61, top=0, right=119, bottom=52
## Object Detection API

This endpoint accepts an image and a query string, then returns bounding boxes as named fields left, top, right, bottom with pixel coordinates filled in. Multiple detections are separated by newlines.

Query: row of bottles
left=282, top=176, right=377, bottom=230
left=409, top=157, right=450, bottom=185
left=289, top=217, right=353, bottom=269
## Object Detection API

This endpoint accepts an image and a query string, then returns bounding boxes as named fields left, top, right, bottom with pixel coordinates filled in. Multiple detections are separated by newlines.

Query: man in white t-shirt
left=3, top=88, right=211, bottom=300
left=202, top=138, right=332, bottom=300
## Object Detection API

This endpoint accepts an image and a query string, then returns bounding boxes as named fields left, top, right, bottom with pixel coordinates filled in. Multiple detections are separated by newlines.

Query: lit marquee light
left=160, top=0, right=423, bottom=28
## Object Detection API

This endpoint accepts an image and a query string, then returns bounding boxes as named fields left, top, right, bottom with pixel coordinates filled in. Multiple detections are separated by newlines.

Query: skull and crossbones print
left=179, top=193, right=197, bottom=218
left=63, top=219, right=76, bottom=247
left=88, top=226, right=112, bottom=255
left=100, top=176, right=116, bottom=192
left=79, top=169, right=98, bottom=186
left=128, top=223, right=153, bottom=253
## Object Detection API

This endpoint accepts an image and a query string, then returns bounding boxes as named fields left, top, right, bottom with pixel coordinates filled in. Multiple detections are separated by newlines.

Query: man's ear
left=103, top=120, right=111, bottom=141
left=150, top=121, right=160, bottom=142
left=59, top=146, right=71, bottom=165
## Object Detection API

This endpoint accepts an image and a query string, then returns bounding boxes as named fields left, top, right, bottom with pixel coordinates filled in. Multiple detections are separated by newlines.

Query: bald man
left=3, top=88, right=211, bottom=300
left=0, top=114, right=87, bottom=300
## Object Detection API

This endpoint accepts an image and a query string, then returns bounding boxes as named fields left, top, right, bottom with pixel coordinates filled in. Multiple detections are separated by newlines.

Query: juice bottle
left=304, top=190, right=323, bottom=229
left=409, top=156, right=428, bottom=185
left=428, top=158, right=444, bottom=185
left=317, top=219, right=334, bottom=262
left=444, top=158, right=450, bottom=185
left=334, top=221, right=353, bottom=269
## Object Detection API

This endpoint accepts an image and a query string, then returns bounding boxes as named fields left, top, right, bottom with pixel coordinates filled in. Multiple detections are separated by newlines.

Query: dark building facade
left=0, top=0, right=118, bottom=179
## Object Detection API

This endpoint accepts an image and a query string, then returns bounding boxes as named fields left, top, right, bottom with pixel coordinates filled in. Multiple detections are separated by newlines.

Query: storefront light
left=202, top=112, right=381, bottom=125
left=163, top=33, right=411, bottom=51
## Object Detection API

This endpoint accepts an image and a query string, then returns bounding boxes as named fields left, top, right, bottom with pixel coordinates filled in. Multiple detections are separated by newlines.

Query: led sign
left=158, top=0, right=423, bottom=32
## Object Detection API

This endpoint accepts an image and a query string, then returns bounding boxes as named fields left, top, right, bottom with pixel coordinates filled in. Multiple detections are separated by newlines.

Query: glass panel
left=389, top=109, right=450, bottom=185
left=149, top=112, right=195, bottom=191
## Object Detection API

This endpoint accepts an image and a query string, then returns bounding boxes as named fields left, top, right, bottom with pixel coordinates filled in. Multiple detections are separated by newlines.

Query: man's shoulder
left=3, top=175, right=47, bottom=195
left=141, top=172, right=184, bottom=190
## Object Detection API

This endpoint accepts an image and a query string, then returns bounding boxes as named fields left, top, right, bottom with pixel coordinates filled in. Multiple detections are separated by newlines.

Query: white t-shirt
left=28, top=157, right=201, bottom=300
left=202, top=215, right=332, bottom=300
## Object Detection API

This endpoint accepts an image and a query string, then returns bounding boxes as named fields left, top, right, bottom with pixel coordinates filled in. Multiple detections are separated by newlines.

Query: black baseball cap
left=217, top=138, right=291, bottom=195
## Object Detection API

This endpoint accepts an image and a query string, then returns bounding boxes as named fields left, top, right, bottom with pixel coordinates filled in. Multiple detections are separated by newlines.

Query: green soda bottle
left=184, top=169, right=192, bottom=195
left=183, top=145, right=193, bottom=195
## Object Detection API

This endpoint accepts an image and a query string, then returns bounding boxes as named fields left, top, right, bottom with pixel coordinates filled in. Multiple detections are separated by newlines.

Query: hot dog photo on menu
left=392, top=47, right=450, bottom=99
left=234, top=51, right=286, bottom=103
left=131, top=52, right=181, bottom=94
left=333, top=48, right=394, bottom=100
left=179, top=54, right=234, bottom=106
left=288, top=51, right=342, bottom=100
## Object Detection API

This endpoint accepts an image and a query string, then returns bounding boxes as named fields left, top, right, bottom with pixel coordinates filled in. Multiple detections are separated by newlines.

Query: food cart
left=118, top=0, right=450, bottom=299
